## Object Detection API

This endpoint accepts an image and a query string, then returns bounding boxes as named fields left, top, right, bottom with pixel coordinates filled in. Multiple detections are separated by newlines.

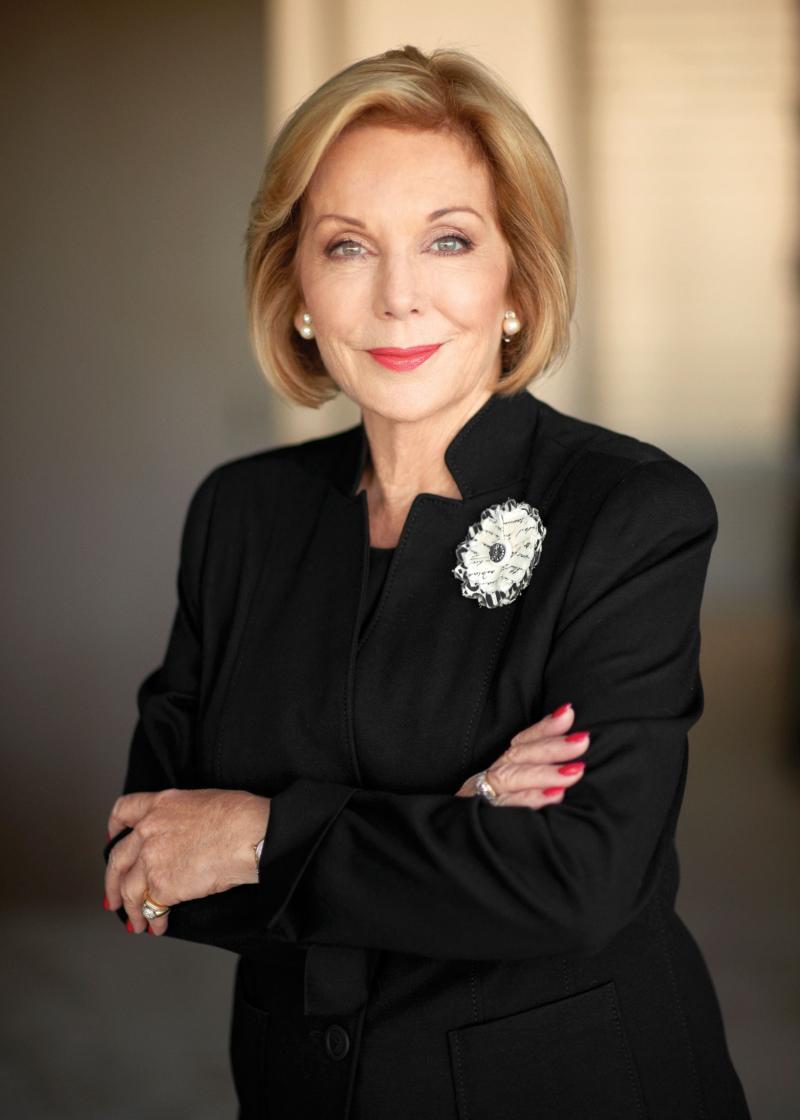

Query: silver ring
left=474, top=770, right=499, bottom=804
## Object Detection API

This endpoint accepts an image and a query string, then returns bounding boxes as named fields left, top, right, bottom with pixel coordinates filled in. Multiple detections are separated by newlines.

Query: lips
left=367, top=343, right=442, bottom=371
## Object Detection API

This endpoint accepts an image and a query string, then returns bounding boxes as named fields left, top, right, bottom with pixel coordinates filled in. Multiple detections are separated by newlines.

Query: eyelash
left=324, top=231, right=474, bottom=259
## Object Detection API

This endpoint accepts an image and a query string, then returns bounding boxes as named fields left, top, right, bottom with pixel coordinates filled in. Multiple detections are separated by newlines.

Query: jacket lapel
left=350, top=391, right=543, bottom=791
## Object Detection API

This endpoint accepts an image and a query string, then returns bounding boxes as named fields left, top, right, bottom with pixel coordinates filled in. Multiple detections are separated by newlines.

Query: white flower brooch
left=452, top=498, right=546, bottom=609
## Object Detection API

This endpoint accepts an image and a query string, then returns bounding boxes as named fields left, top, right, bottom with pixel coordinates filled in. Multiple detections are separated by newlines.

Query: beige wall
left=585, top=0, right=797, bottom=464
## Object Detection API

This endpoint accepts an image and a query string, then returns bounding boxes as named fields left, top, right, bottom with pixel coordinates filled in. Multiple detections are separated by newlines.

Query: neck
left=358, top=386, right=495, bottom=507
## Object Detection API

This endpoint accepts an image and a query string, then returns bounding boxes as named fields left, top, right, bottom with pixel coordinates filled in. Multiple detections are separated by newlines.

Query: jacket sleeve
left=103, top=465, right=254, bottom=947
left=253, top=457, right=719, bottom=960
left=121, top=467, right=221, bottom=795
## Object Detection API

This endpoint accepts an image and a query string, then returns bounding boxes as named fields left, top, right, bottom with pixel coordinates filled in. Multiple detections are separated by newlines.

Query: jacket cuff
left=257, top=777, right=357, bottom=940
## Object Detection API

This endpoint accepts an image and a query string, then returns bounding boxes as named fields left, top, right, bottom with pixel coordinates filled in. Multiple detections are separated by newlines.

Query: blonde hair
left=245, top=44, right=576, bottom=408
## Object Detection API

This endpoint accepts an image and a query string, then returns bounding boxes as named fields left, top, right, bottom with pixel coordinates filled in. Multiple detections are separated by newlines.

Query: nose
left=372, top=249, right=427, bottom=321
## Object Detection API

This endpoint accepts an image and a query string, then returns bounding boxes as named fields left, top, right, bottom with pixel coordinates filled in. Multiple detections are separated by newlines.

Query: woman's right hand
left=455, top=703, right=589, bottom=808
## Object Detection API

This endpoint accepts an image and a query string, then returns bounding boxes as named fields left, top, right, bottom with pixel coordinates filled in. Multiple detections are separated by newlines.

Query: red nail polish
left=543, top=786, right=565, bottom=796
left=564, top=731, right=589, bottom=742
left=103, top=895, right=110, bottom=910
left=125, top=918, right=134, bottom=933
left=550, top=702, right=572, bottom=718
left=558, top=762, right=585, bottom=775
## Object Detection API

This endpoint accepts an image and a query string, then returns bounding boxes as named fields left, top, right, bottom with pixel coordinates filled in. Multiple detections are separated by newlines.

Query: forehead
left=303, top=124, right=496, bottom=218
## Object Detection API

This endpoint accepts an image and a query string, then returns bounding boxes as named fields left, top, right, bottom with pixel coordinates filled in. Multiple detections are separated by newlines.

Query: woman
left=103, top=45, right=751, bottom=1119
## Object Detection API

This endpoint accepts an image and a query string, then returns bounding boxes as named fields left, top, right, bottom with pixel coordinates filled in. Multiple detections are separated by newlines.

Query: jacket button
left=324, top=1023, right=350, bottom=1061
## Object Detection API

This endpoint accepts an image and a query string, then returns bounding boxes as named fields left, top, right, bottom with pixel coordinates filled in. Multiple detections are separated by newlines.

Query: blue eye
left=431, top=234, right=473, bottom=254
left=326, top=239, right=365, bottom=258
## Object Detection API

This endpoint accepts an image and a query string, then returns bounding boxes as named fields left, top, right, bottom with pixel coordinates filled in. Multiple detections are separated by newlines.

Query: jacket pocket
left=229, top=979, right=271, bottom=1119
left=447, top=979, right=646, bottom=1120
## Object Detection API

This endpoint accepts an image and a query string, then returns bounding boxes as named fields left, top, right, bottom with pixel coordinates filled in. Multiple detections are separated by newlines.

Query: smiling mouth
left=366, top=343, right=442, bottom=371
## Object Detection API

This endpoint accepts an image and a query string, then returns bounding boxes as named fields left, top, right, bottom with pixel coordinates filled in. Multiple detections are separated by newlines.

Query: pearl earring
left=299, top=311, right=315, bottom=340
left=502, top=310, right=521, bottom=342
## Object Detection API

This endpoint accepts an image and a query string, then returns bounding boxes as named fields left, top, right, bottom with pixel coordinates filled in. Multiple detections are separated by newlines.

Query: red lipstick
left=367, top=344, right=442, bottom=371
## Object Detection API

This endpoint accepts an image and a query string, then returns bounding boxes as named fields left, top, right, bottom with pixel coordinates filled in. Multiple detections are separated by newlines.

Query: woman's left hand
left=104, top=788, right=271, bottom=936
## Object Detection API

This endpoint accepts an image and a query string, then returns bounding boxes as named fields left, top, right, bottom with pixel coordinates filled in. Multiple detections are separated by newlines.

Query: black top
left=361, top=545, right=395, bottom=635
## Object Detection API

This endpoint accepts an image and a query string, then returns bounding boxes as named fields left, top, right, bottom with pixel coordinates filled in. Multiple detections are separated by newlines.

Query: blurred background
left=2, top=0, right=798, bottom=1115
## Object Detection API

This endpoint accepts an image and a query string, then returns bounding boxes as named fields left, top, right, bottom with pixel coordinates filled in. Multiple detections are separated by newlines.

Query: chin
left=359, top=382, right=463, bottom=423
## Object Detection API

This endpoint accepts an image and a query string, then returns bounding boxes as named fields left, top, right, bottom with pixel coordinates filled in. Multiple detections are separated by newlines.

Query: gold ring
left=141, top=895, right=171, bottom=921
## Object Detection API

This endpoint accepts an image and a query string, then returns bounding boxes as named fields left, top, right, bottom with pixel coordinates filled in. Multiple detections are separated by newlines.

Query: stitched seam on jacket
left=561, top=954, right=573, bottom=997
left=655, top=893, right=709, bottom=1119
left=450, top=1034, right=471, bottom=1120
left=469, top=959, right=482, bottom=1025
left=608, top=984, right=648, bottom=1118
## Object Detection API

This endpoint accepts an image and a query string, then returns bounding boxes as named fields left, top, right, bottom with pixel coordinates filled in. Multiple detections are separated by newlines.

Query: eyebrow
left=312, top=206, right=486, bottom=230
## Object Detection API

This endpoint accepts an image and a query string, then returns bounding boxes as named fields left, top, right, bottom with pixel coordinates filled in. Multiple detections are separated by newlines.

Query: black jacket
left=105, top=389, right=751, bottom=1119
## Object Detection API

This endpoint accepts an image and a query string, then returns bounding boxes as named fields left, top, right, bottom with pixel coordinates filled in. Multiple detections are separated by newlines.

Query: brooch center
left=489, top=541, right=507, bottom=563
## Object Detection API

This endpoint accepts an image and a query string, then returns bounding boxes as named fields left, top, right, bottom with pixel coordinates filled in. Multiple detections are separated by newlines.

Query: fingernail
left=564, top=731, right=589, bottom=742
left=543, top=786, right=565, bottom=796
left=125, top=918, right=134, bottom=933
left=558, top=762, right=585, bottom=775
left=550, top=702, right=572, bottom=719
left=103, top=895, right=110, bottom=910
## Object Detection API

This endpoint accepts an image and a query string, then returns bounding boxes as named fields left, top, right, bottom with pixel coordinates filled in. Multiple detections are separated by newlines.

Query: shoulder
left=534, top=398, right=718, bottom=535
left=174, top=427, right=358, bottom=578
left=537, top=405, right=719, bottom=635
left=185, top=424, right=359, bottom=515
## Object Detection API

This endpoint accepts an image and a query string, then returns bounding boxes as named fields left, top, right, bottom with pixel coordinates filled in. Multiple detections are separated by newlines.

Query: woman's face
left=293, top=124, right=515, bottom=424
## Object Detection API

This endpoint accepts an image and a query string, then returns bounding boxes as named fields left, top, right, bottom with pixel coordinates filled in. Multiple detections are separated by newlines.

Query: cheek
left=305, top=268, right=371, bottom=333
left=437, top=269, right=507, bottom=329
left=434, top=248, right=508, bottom=317
left=314, top=336, right=363, bottom=387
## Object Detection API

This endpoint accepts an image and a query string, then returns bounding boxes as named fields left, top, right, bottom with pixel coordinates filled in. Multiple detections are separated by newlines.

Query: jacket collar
left=327, top=389, right=542, bottom=500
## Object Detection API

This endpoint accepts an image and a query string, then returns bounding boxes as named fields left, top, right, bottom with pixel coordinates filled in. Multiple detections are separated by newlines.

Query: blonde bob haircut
left=245, top=44, right=576, bottom=408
